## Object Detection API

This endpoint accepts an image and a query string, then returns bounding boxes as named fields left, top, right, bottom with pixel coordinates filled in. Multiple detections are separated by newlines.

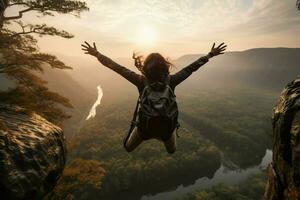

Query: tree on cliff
left=0, top=0, right=88, bottom=124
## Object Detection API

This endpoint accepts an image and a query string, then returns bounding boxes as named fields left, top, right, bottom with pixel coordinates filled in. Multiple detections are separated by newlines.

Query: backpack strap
left=123, top=98, right=140, bottom=148
left=140, top=78, right=150, bottom=99
left=124, top=75, right=172, bottom=147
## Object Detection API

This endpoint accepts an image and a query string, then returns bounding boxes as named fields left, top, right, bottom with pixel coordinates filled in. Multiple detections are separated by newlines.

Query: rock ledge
left=264, top=76, right=300, bottom=200
left=0, top=104, right=66, bottom=200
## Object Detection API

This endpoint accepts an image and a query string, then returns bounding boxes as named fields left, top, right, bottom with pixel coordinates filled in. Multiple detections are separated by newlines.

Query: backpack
left=124, top=76, right=179, bottom=146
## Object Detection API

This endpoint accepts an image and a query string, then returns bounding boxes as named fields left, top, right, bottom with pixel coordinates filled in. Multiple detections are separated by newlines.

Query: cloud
left=76, top=0, right=300, bottom=56
left=6, top=0, right=299, bottom=57
left=226, top=0, right=300, bottom=36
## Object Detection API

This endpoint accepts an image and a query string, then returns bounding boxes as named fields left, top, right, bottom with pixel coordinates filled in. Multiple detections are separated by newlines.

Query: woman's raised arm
left=171, top=42, right=227, bottom=87
left=81, top=41, right=142, bottom=87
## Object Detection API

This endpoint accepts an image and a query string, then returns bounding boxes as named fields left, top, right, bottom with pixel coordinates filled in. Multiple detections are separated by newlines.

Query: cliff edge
left=0, top=104, right=66, bottom=200
left=264, top=76, right=300, bottom=200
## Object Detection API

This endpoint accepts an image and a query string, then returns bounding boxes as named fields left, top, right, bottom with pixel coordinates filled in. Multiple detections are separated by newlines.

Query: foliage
left=178, top=172, right=267, bottom=200
left=48, top=98, right=222, bottom=199
left=49, top=159, right=105, bottom=200
left=0, top=0, right=88, bottom=124
left=177, top=88, right=273, bottom=167
left=54, top=87, right=274, bottom=199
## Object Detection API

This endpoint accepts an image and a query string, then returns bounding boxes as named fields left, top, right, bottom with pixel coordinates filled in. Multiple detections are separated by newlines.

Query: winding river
left=86, top=85, right=103, bottom=120
left=86, top=86, right=272, bottom=200
left=141, top=149, right=272, bottom=200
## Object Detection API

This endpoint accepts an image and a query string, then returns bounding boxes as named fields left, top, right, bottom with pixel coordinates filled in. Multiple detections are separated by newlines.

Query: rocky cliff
left=0, top=104, right=66, bottom=200
left=264, top=76, right=300, bottom=200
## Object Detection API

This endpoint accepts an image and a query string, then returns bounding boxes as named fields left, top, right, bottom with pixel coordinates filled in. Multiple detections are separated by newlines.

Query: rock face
left=264, top=76, right=300, bottom=200
left=0, top=104, right=66, bottom=200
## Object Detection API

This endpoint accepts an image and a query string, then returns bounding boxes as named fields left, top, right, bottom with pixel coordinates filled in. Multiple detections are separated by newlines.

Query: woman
left=81, top=42, right=226, bottom=153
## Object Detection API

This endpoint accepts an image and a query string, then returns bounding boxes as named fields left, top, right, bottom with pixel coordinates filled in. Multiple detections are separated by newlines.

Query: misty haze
left=1, top=0, right=300, bottom=200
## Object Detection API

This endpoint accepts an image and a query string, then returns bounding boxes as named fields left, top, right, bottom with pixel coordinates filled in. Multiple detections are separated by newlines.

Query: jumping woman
left=81, top=42, right=226, bottom=154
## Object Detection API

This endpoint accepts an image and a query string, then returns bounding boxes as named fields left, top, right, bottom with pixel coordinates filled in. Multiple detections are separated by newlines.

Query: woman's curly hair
left=132, top=52, right=144, bottom=74
left=132, top=52, right=173, bottom=76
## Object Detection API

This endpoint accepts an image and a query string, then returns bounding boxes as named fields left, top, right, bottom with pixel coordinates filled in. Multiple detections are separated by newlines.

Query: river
left=86, top=85, right=103, bottom=120
left=86, top=86, right=272, bottom=200
left=141, top=149, right=272, bottom=200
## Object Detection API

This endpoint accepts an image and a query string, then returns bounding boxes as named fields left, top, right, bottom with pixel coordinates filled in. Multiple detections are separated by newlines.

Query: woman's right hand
left=209, top=42, right=227, bottom=57
left=81, top=41, right=99, bottom=57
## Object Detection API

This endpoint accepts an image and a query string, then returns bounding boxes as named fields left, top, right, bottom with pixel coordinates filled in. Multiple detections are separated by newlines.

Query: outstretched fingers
left=82, top=48, right=90, bottom=54
left=81, top=41, right=93, bottom=51
left=81, top=41, right=100, bottom=57
left=81, top=44, right=89, bottom=50
left=220, top=45, right=227, bottom=51
left=211, top=43, right=227, bottom=56
left=93, top=42, right=97, bottom=50
left=84, top=41, right=92, bottom=48
left=211, top=43, right=215, bottom=50
left=217, top=42, right=225, bottom=49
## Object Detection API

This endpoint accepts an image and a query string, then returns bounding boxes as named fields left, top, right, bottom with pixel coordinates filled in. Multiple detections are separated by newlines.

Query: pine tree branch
left=11, top=24, right=47, bottom=37
left=9, top=22, right=74, bottom=38
left=3, top=6, right=33, bottom=21
left=4, top=0, right=88, bottom=20
left=7, top=2, right=30, bottom=7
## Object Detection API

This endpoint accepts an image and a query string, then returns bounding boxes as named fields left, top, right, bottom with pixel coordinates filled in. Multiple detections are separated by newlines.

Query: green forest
left=178, top=172, right=267, bottom=200
left=49, top=86, right=275, bottom=200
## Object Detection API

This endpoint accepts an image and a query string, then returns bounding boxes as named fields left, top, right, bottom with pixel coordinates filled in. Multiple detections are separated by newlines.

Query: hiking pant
left=124, top=127, right=177, bottom=154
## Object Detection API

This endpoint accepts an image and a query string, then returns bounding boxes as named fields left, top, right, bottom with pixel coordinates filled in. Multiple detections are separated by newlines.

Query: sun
left=136, top=26, right=157, bottom=46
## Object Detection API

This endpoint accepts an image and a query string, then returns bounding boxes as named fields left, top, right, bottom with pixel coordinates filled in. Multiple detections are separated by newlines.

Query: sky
left=5, top=0, right=300, bottom=59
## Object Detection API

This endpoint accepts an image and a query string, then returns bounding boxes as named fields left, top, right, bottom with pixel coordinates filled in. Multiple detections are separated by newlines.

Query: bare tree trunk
left=0, top=0, right=8, bottom=29
left=0, top=14, right=4, bottom=29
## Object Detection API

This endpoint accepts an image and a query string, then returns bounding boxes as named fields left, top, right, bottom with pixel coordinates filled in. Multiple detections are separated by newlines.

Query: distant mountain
left=54, top=48, right=300, bottom=98
left=173, top=48, right=300, bottom=92
left=1, top=48, right=299, bottom=136
left=51, top=48, right=300, bottom=135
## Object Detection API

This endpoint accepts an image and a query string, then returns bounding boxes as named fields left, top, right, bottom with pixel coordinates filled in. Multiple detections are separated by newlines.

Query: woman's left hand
left=209, top=42, right=227, bottom=57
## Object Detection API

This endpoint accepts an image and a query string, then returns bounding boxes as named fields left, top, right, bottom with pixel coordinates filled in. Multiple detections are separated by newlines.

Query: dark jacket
left=96, top=53, right=210, bottom=140
left=96, top=54, right=210, bottom=92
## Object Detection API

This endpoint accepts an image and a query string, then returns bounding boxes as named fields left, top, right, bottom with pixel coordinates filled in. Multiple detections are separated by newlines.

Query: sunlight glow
left=136, top=26, right=157, bottom=47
